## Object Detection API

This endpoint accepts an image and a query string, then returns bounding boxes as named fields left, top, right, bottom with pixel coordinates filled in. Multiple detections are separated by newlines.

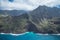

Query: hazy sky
left=0, top=0, right=60, bottom=10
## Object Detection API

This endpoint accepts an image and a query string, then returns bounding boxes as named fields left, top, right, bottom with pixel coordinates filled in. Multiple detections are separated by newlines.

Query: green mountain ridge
left=0, top=6, right=60, bottom=34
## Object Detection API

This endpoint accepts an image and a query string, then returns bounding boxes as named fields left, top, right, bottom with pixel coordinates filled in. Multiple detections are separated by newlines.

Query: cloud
left=0, top=0, right=36, bottom=10
left=0, top=0, right=60, bottom=10
left=29, top=0, right=60, bottom=7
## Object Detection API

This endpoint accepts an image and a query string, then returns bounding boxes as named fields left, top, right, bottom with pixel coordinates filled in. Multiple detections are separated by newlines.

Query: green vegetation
left=0, top=6, right=60, bottom=34
left=0, top=13, right=60, bottom=34
left=37, top=18, right=59, bottom=33
left=0, top=14, right=28, bottom=33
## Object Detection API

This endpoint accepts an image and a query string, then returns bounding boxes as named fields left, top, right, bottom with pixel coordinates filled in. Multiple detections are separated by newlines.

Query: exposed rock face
left=26, top=21, right=39, bottom=33
left=0, top=6, right=60, bottom=34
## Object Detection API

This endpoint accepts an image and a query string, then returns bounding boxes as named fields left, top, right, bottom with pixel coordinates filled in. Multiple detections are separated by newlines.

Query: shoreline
left=0, top=32, right=60, bottom=36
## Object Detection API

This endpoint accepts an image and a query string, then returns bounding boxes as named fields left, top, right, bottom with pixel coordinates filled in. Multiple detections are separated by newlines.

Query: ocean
left=0, top=32, right=60, bottom=40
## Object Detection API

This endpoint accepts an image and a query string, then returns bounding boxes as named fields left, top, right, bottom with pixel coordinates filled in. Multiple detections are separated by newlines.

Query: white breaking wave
left=0, top=32, right=29, bottom=36
left=37, top=33, right=60, bottom=35
left=0, top=32, right=60, bottom=36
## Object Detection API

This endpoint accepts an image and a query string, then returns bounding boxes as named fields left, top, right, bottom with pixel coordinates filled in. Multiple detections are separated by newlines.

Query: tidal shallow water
left=0, top=32, right=60, bottom=40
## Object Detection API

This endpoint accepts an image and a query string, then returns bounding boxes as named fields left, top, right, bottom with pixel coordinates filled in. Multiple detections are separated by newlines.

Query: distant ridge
left=0, top=10, right=29, bottom=16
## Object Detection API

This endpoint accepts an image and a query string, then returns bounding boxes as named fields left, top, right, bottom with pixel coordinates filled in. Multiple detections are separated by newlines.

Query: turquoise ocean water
left=0, top=32, right=60, bottom=40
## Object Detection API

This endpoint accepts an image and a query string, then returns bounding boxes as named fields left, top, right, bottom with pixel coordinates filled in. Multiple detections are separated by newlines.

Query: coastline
left=0, top=32, right=60, bottom=36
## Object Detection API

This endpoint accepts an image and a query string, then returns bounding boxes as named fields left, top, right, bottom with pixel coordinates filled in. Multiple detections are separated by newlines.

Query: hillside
left=0, top=6, right=60, bottom=34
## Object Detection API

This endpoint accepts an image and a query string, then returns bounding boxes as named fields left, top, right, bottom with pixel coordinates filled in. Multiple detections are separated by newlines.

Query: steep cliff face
left=29, top=6, right=60, bottom=22
left=0, top=6, right=60, bottom=34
